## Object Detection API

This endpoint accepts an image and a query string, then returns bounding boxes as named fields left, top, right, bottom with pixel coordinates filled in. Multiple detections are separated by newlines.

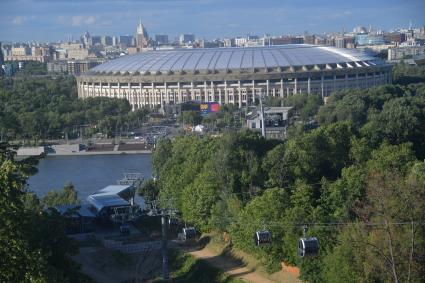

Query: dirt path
left=185, top=246, right=274, bottom=283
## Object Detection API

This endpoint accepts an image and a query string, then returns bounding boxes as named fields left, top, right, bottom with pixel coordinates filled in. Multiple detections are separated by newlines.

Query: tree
left=181, top=167, right=219, bottom=231
left=0, top=153, right=44, bottom=282
left=0, top=143, right=91, bottom=282
left=230, top=188, right=290, bottom=272
left=152, top=138, right=173, bottom=176
left=42, top=182, right=80, bottom=208
left=138, top=178, right=160, bottom=202
left=178, top=110, right=202, bottom=126
left=322, top=144, right=425, bottom=282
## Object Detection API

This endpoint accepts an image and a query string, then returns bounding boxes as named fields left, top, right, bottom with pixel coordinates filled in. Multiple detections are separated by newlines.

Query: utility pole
left=161, top=214, right=169, bottom=281
left=259, top=92, right=266, bottom=137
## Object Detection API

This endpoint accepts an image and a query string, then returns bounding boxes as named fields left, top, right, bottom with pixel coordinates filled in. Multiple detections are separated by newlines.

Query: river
left=27, top=154, right=153, bottom=201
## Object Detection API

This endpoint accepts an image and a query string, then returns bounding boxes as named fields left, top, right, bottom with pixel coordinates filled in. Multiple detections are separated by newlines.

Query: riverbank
left=47, top=150, right=152, bottom=156
left=16, top=144, right=152, bottom=156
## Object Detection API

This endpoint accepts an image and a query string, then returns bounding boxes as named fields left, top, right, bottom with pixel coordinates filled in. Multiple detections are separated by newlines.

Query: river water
left=27, top=154, right=152, bottom=202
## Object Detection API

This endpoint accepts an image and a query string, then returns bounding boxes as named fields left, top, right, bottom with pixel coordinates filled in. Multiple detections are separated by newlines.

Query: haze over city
left=1, top=0, right=425, bottom=42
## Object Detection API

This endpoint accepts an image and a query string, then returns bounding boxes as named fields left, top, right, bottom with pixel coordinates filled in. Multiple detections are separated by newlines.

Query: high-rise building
left=91, top=36, right=101, bottom=45
left=179, top=34, right=195, bottom=45
left=223, top=38, right=235, bottom=47
left=0, top=42, right=4, bottom=76
left=0, top=42, right=4, bottom=66
left=335, top=37, right=346, bottom=48
left=155, top=34, right=168, bottom=45
left=101, top=36, right=113, bottom=46
left=136, top=19, right=149, bottom=48
left=119, top=35, right=134, bottom=48
left=82, top=31, right=92, bottom=47
left=112, top=36, right=118, bottom=46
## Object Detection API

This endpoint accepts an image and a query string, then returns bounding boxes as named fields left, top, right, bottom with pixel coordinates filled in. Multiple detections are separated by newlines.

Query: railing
left=103, top=238, right=162, bottom=254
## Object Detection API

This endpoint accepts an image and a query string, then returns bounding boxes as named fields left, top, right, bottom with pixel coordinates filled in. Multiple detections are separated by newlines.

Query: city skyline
left=1, top=0, right=424, bottom=42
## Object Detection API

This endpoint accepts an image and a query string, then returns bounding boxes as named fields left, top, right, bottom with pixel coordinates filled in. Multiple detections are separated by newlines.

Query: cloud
left=12, top=16, right=25, bottom=25
left=70, top=15, right=97, bottom=26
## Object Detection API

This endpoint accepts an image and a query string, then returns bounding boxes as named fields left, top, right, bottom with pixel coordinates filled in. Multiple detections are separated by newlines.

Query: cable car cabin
left=168, top=218, right=179, bottom=227
left=183, top=227, right=196, bottom=241
left=254, top=231, right=272, bottom=246
left=298, top=237, right=319, bottom=257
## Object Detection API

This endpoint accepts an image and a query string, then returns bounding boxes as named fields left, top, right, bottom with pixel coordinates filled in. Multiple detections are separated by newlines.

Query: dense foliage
left=152, top=80, right=425, bottom=281
left=0, top=143, right=91, bottom=282
left=14, top=61, right=48, bottom=76
left=0, top=76, right=149, bottom=143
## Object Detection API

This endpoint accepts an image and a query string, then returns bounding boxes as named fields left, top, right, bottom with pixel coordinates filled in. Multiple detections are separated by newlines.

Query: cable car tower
left=117, top=172, right=144, bottom=187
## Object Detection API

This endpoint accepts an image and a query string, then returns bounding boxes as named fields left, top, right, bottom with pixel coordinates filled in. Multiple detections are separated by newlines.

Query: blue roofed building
left=87, top=185, right=137, bottom=223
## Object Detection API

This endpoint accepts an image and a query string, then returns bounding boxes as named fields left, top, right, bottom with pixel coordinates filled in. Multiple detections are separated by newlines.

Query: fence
left=103, top=238, right=162, bottom=254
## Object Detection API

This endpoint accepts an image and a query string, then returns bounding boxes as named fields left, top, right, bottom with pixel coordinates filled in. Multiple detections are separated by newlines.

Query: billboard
left=200, top=102, right=220, bottom=116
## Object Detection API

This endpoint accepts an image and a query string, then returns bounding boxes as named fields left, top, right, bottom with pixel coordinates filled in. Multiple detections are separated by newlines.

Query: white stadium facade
left=77, top=44, right=392, bottom=110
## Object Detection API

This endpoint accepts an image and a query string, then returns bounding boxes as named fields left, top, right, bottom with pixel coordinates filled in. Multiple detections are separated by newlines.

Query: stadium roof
left=88, top=44, right=381, bottom=75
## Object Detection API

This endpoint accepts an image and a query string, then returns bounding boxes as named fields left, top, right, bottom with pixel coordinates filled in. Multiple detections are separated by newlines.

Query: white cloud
left=70, top=15, right=97, bottom=26
left=12, top=16, right=25, bottom=25
left=56, top=14, right=116, bottom=28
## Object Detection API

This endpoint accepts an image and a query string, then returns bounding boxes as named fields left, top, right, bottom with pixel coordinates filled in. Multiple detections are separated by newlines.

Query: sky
left=0, top=0, right=424, bottom=42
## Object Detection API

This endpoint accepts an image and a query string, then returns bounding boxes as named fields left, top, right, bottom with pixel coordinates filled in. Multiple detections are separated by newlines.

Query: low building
left=270, top=36, right=304, bottom=45
left=246, top=106, right=293, bottom=139
left=54, top=204, right=96, bottom=234
left=47, top=60, right=68, bottom=74
left=67, top=59, right=103, bottom=75
left=87, top=185, right=136, bottom=223
left=388, top=46, right=425, bottom=61
left=1, top=63, right=16, bottom=77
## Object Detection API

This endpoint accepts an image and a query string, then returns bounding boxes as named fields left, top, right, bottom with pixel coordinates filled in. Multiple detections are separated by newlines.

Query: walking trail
left=187, top=246, right=275, bottom=283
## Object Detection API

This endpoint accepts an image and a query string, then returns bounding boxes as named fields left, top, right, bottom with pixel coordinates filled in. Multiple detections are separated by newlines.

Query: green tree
left=42, top=182, right=80, bottom=208
left=230, top=188, right=290, bottom=272
left=152, top=138, right=173, bottom=176
left=138, top=178, right=160, bottom=202
left=181, top=167, right=219, bottom=231
left=0, top=143, right=90, bottom=282
left=178, top=110, right=203, bottom=126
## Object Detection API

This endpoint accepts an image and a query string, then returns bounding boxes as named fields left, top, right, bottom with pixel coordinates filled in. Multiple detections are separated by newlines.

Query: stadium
left=77, top=44, right=392, bottom=110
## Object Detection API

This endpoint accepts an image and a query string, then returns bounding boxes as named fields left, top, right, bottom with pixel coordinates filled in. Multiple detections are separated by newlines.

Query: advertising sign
left=200, top=102, right=220, bottom=116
